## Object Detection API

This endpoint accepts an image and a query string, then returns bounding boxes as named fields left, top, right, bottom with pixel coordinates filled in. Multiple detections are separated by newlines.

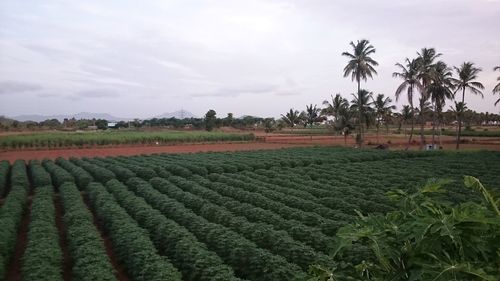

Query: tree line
left=282, top=39, right=500, bottom=149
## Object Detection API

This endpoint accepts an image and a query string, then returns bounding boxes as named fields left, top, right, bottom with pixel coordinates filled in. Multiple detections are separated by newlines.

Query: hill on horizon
left=9, top=110, right=197, bottom=122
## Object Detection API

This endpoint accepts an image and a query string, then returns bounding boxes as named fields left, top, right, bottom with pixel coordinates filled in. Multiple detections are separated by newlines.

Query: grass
left=0, top=130, right=255, bottom=149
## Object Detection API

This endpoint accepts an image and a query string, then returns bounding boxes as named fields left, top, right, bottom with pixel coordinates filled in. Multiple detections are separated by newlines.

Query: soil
left=5, top=196, right=32, bottom=281
left=82, top=192, right=131, bottom=281
left=53, top=194, right=72, bottom=281
left=0, top=142, right=309, bottom=162
left=0, top=134, right=499, bottom=163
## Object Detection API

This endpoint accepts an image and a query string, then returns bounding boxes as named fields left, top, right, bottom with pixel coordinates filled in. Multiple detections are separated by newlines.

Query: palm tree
left=372, top=94, right=396, bottom=144
left=427, top=61, right=454, bottom=146
left=400, top=105, right=412, bottom=136
left=493, top=66, right=500, bottom=105
left=322, top=94, right=348, bottom=122
left=452, top=62, right=484, bottom=149
left=393, top=58, right=422, bottom=145
left=305, top=104, right=321, bottom=128
left=416, top=48, right=441, bottom=149
left=335, top=102, right=355, bottom=145
left=350, top=89, right=374, bottom=144
left=281, top=108, right=301, bottom=128
left=342, top=39, right=378, bottom=146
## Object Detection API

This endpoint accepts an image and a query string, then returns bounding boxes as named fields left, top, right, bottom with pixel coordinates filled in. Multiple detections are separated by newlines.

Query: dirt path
left=82, top=192, right=131, bottom=281
left=53, top=194, right=72, bottom=281
left=0, top=142, right=309, bottom=162
left=5, top=196, right=32, bottom=281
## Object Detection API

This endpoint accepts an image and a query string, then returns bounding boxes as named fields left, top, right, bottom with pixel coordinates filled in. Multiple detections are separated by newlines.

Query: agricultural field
left=0, top=147, right=499, bottom=281
left=0, top=130, right=255, bottom=150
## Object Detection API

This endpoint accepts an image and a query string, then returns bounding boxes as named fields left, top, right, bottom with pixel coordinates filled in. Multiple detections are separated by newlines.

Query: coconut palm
left=305, top=104, right=321, bottom=128
left=322, top=94, right=348, bottom=122
left=416, top=48, right=442, bottom=149
left=372, top=94, right=396, bottom=143
left=393, top=58, right=422, bottom=145
left=342, top=39, right=378, bottom=145
left=427, top=61, right=454, bottom=146
left=493, top=66, right=500, bottom=105
left=350, top=90, right=374, bottom=143
left=281, top=108, right=301, bottom=128
left=452, top=62, right=484, bottom=149
left=400, top=105, right=412, bottom=136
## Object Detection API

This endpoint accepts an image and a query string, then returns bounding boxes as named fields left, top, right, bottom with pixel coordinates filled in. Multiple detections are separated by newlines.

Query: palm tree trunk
left=419, top=99, right=425, bottom=150
left=376, top=125, right=379, bottom=144
left=432, top=102, right=436, bottom=147
left=357, top=79, right=363, bottom=147
left=456, top=87, right=465, bottom=150
left=408, top=103, right=414, bottom=145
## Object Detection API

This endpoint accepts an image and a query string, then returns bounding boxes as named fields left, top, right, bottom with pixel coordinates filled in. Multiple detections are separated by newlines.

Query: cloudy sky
left=1, top=0, right=499, bottom=118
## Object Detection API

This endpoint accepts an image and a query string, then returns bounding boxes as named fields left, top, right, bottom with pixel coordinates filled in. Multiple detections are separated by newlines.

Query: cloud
left=192, top=84, right=279, bottom=97
left=0, top=81, right=42, bottom=95
left=71, top=88, right=121, bottom=99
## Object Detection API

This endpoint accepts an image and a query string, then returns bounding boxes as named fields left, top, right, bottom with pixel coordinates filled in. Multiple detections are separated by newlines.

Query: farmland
left=0, top=131, right=255, bottom=150
left=0, top=147, right=499, bottom=281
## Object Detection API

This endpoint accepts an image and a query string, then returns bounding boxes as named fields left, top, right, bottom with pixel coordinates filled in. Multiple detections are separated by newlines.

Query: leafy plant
left=308, top=177, right=500, bottom=281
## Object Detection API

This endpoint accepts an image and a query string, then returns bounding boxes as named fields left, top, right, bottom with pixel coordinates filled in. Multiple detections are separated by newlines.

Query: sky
left=1, top=0, right=500, bottom=119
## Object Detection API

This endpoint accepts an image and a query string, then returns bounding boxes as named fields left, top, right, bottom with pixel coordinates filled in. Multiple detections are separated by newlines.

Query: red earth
left=1, top=134, right=499, bottom=162
left=0, top=142, right=310, bottom=162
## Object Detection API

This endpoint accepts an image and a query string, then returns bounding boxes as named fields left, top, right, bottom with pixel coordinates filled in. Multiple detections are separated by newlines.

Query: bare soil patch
left=0, top=142, right=308, bottom=162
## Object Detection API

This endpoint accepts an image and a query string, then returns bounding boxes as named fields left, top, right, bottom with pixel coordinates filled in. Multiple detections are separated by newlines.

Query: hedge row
left=59, top=182, right=116, bottom=281
left=22, top=186, right=62, bottom=281
left=85, top=182, right=182, bottom=281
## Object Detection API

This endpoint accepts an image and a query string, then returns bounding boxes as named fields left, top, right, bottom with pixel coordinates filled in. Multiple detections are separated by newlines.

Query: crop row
left=125, top=177, right=306, bottom=281
left=0, top=131, right=255, bottom=149
left=105, top=179, right=242, bottom=281
left=22, top=186, right=62, bottom=281
left=29, top=160, right=52, bottom=188
left=59, top=182, right=116, bottom=281
left=0, top=186, right=27, bottom=279
left=85, top=182, right=182, bottom=281
left=55, top=158, right=93, bottom=190
left=148, top=176, right=333, bottom=270
left=0, top=160, right=9, bottom=197
left=167, top=175, right=333, bottom=252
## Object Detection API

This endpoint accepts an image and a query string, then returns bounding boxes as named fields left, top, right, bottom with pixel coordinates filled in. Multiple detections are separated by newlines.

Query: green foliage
left=0, top=131, right=255, bottom=149
left=0, top=187, right=27, bottom=279
left=0, top=160, right=9, bottom=197
left=22, top=186, right=63, bottom=281
left=204, top=109, right=217, bottom=131
left=59, top=182, right=116, bottom=281
left=29, top=160, right=52, bottom=188
left=55, top=158, right=93, bottom=189
left=309, top=177, right=500, bottom=281
left=126, top=177, right=306, bottom=281
left=85, top=182, right=182, bottom=281
left=42, top=160, right=74, bottom=187
left=105, top=179, right=242, bottom=281
left=11, top=160, right=29, bottom=190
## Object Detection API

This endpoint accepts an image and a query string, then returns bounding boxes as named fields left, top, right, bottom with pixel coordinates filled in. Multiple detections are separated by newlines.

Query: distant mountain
left=11, top=112, right=130, bottom=122
left=10, top=110, right=197, bottom=122
left=153, top=110, right=196, bottom=119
